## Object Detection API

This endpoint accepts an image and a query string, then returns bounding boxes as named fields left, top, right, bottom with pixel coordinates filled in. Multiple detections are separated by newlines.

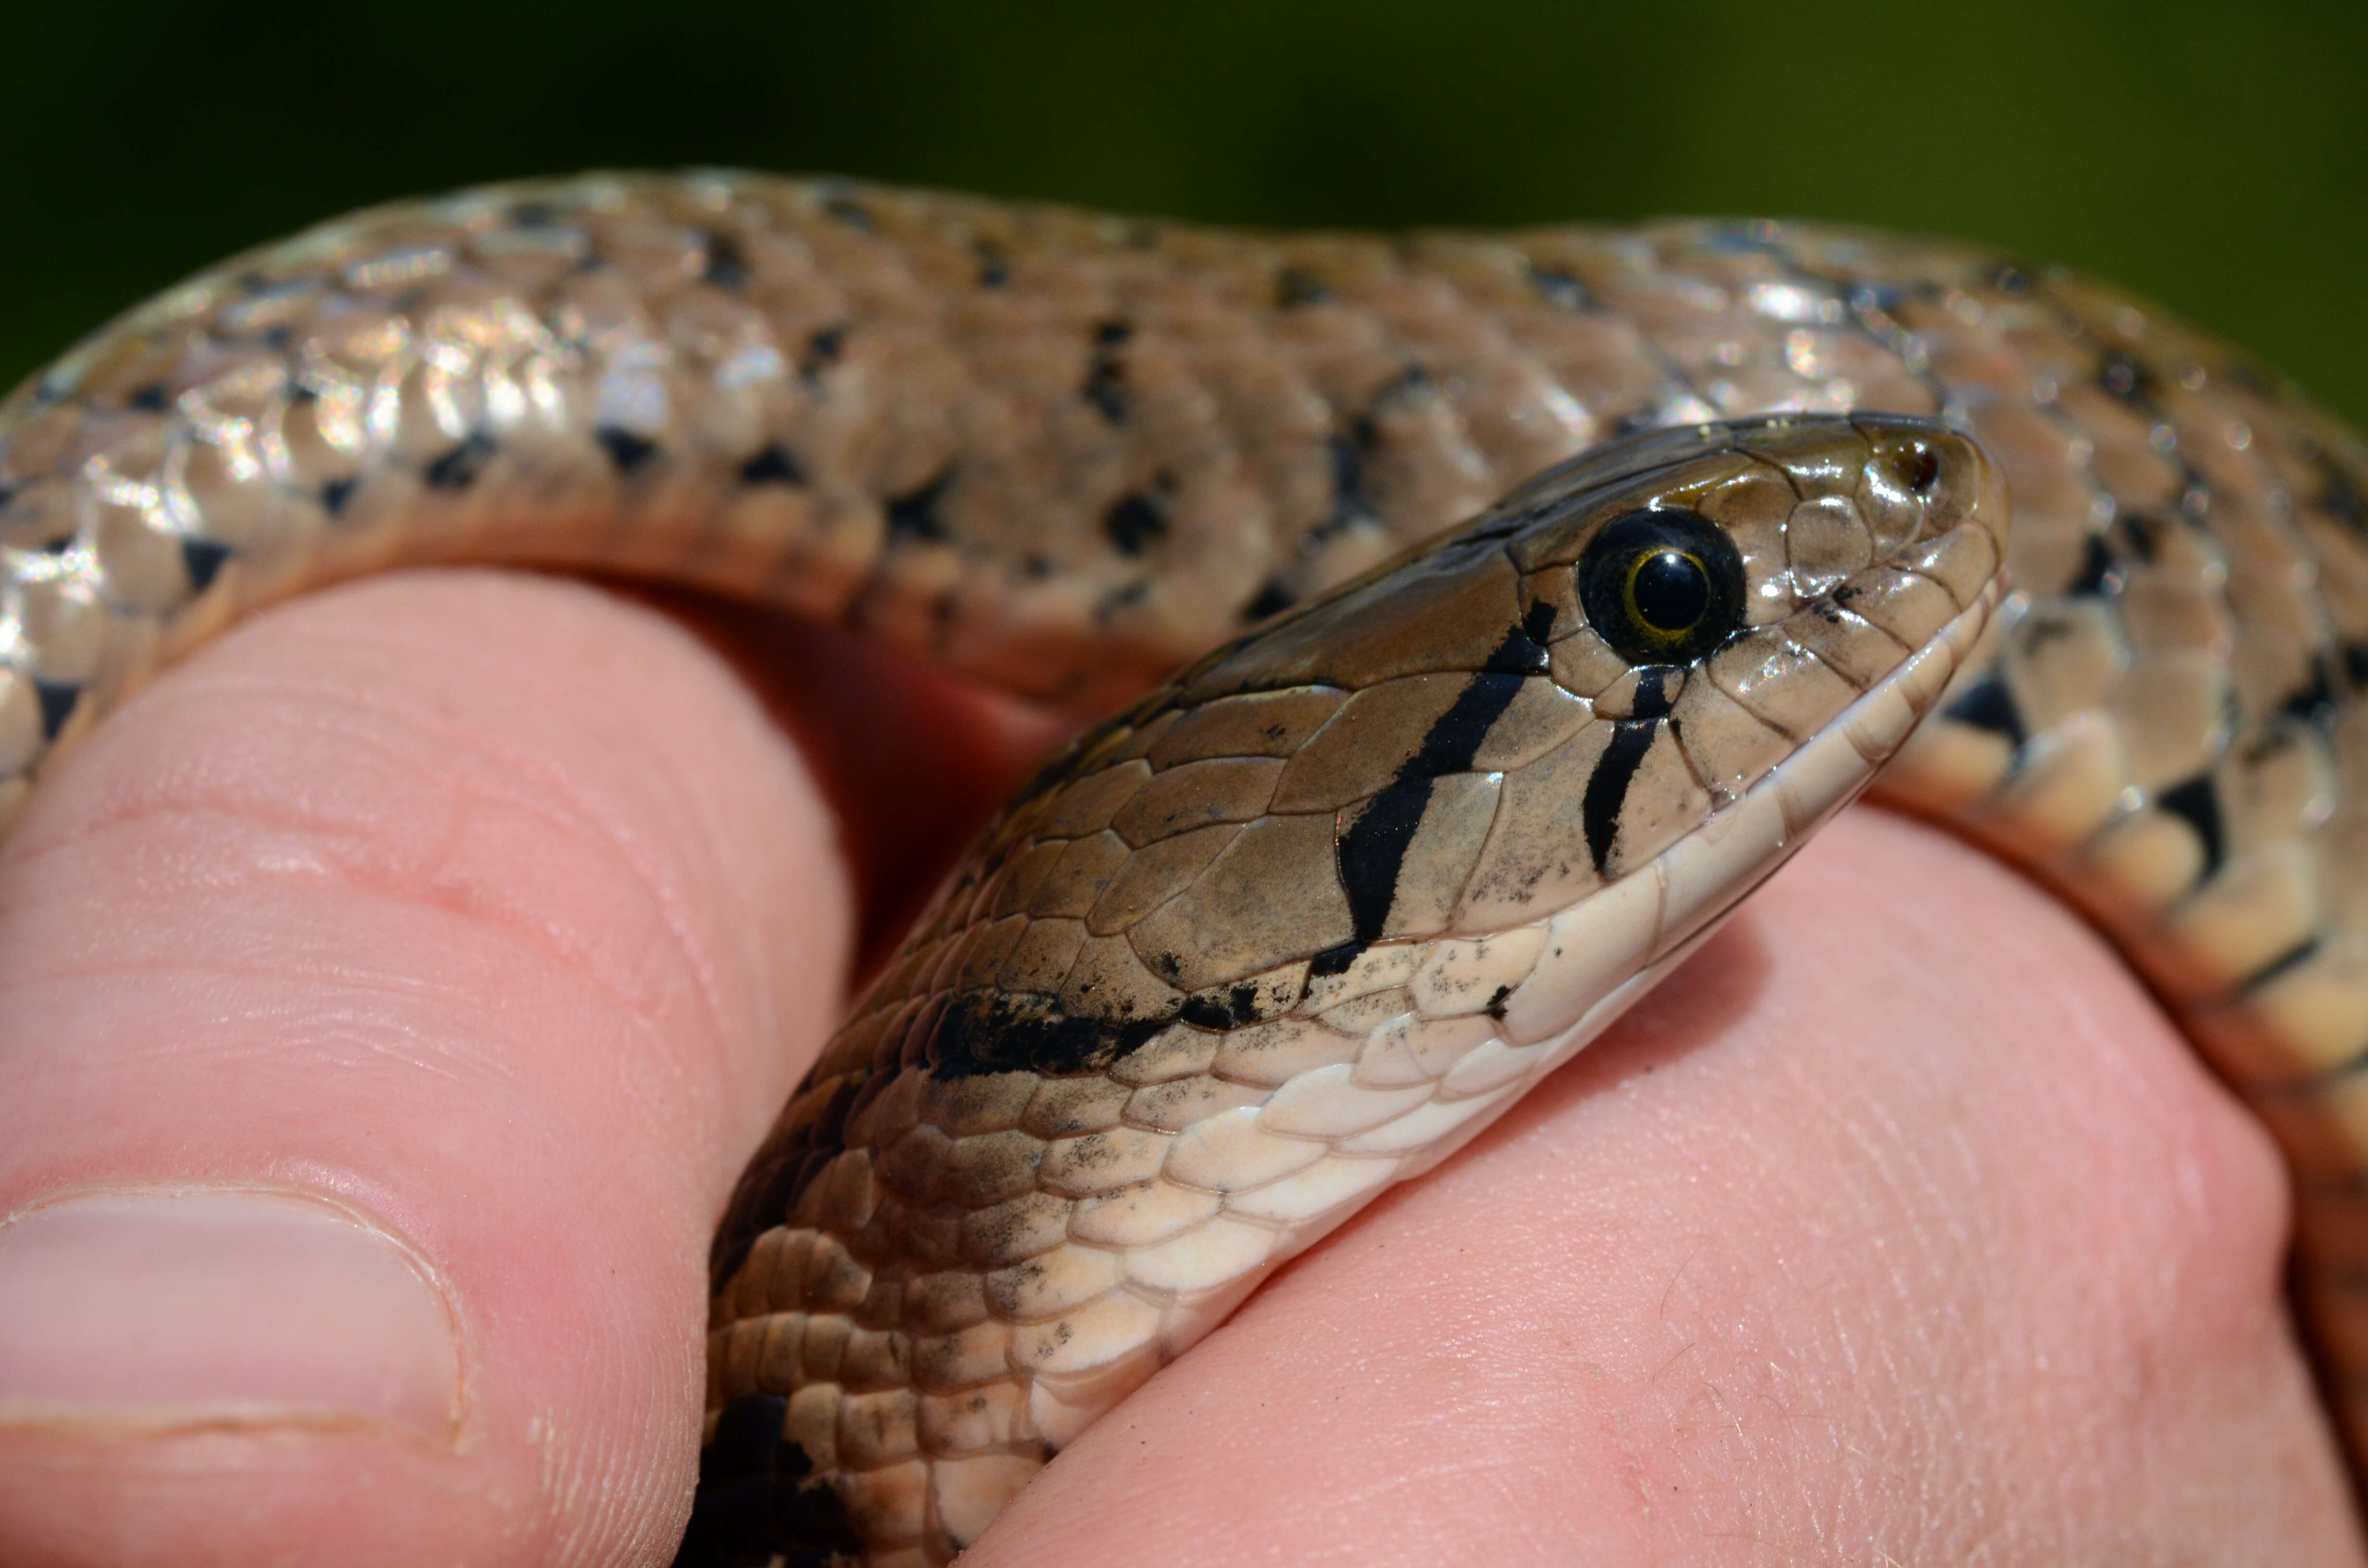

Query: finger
left=0, top=571, right=1035, bottom=1566
left=976, top=809, right=2363, bottom=1564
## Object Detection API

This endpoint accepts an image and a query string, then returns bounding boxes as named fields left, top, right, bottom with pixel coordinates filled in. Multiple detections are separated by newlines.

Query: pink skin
left=0, top=569, right=2356, bottom=1566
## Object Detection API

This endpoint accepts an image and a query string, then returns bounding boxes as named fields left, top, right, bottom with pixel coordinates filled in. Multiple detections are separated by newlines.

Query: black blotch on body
left=886, top=473, right=951, bottom=544
left=321, top=477, right=357, bottom=516
left=2099, top=351, right=2153, bottom=404
left=975, top=244, right=1011, bottom=288
left=925, top=990, right=1175, bottom=1081
left=596, top=427, right=659, bottom=474
left=1326, top=433, right=1376, bottom=533
left=1308, top=941, right=1364, bottom=978
left=1103, top=492, right=1166, bottom=556
left=738, top=443, right=805, bottom=486
left=2156, top=772, right=2224, bottom=878
left=507, top=200, right=556, bottom=229
left=33, top=679, right=78, bottom=739
left=1944, top=673, right=2025, bottom=749
left=1485, top=985, right=1512, bottom=1020
left=1241, top=577, right=1297, bottom=622
left=181, top=536, right=232, bottom=593
left=672, top=1391, right=865, bottom=1568
left=821, top=193, right=873, bottom=230
left=2247, top=937, right=2321, bottom=993
left=1336, top=620, right=1543, bottom=943
left=1986, top=263, right=2033, bottom=297
left=1582, top=720, right=1659, bottom=873
left=425, top=432, right=496, bottom=490
left=2283, top=658, right=2338, bottom=724
left=1527, top=263, right=1590, bottom=309
left=1180, top=983, right=1265, bottom=1030
left=2065, top=533, right=2118, bottom=597
left=2324, top=466, right=2367, bottom=533
left=702, top=233, right=751, bottom=291
left=1276, top=267, right=1331, bottom=307
left=127, top=382, right=169, bottom=414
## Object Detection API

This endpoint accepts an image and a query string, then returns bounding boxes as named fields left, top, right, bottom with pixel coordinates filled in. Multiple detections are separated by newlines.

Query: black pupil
left=1631, top=550, right=1709, bottom=631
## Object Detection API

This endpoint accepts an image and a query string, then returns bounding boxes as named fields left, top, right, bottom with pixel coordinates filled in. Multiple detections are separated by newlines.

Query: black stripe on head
left=1582, top=720, right=1659, bottom=873
left=1334, top=620, right=1541, bottom=943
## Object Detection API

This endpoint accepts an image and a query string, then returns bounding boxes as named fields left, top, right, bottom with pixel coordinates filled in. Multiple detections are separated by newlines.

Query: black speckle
left=181, top=536, right=233, bottom=593
left=702, top=232, right=751, bottom=291
left=321, top=477, right=357, bottom=516
left=1527, top=263, right=1590, bottom=309
left=127, top=382, right=169, bottom=414
left=2343, top=641, right=2368, bottom=688
left=2065, top=532, right=2118, bottom=597
left=1582, top=720, right=1659, bottom=873
left=1944, top=673, right=2025, bottom=749
left=595, top=427, right=660, bottom=474
left=1485, top=985, right=1512, bottom=1020
left=799, top=325, right=847, bottom=380
left=507, top=200, right=556, bottom=229
left=1241, top=578, right=1296, bottom=622
left=822, top=193, right=873, bottom=230
left=1277, top=267, right=1331, bottom=308
left=424, top=432, right=496, bottom=491
left=33, top=533, right=71, bottom=555
left=1103, top=492, right=1166, bottom=556
left=737, top=443, right=805, bottom=486
left=1082, top=327, right=1129, bottom=423
left=2156, top=772, right=2224, bottom=879
left=975, top=244, right=1011, bottom=288
left=886, top=472, right=952, bottom=544
left=33, top=679, right=78, bottom=739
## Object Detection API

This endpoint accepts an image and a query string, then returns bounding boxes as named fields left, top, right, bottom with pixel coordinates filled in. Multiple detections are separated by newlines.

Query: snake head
left=868, top=412, right=2006, bottom=1069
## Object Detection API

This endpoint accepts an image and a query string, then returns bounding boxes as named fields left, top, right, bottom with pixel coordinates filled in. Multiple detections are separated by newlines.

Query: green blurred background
left=1, top=0, right=2360, bottom=422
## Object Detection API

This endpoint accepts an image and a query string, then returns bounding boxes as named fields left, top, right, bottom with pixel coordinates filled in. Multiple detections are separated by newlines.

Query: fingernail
left=0, top=1188, right=459, bottom=1439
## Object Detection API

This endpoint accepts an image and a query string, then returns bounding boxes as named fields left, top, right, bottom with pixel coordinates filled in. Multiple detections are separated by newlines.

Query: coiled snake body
left=0, top=174, right=2363, bottom=1566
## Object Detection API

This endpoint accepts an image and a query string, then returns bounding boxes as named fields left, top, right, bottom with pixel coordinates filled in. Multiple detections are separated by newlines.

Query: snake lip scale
left=0, top=172, right=2363, bottom=1565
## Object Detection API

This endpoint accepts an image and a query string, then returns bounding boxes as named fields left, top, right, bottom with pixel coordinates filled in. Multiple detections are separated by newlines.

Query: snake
left=1, top=172, right=2363, bottom=1566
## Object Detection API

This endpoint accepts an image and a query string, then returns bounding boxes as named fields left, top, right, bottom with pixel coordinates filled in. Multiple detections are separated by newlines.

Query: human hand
left=0, top=572, right=2355, bottom=1565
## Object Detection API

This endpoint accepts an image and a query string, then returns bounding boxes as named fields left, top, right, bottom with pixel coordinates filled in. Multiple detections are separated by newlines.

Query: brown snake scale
left=0, top=173, right=2365, bottom=1564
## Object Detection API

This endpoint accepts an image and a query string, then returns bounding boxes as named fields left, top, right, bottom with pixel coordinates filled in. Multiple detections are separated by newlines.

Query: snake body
left=1, top=173, right=2364, bottom=1566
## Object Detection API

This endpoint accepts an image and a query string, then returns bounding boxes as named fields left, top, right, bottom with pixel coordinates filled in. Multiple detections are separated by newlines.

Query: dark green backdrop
left=3, top=1, right=2360, bottom=423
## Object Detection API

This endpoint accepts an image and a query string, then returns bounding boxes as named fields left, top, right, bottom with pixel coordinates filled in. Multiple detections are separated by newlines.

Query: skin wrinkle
left=32, top=608, right=812, bottom=1131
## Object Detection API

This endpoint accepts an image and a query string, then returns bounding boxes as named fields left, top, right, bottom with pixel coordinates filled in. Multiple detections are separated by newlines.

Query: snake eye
left=1577, top=508, right=1747, bottom=666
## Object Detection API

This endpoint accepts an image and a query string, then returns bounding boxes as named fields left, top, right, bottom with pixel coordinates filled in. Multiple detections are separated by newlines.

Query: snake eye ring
left=1576, top=507, right=1747, bottom=666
